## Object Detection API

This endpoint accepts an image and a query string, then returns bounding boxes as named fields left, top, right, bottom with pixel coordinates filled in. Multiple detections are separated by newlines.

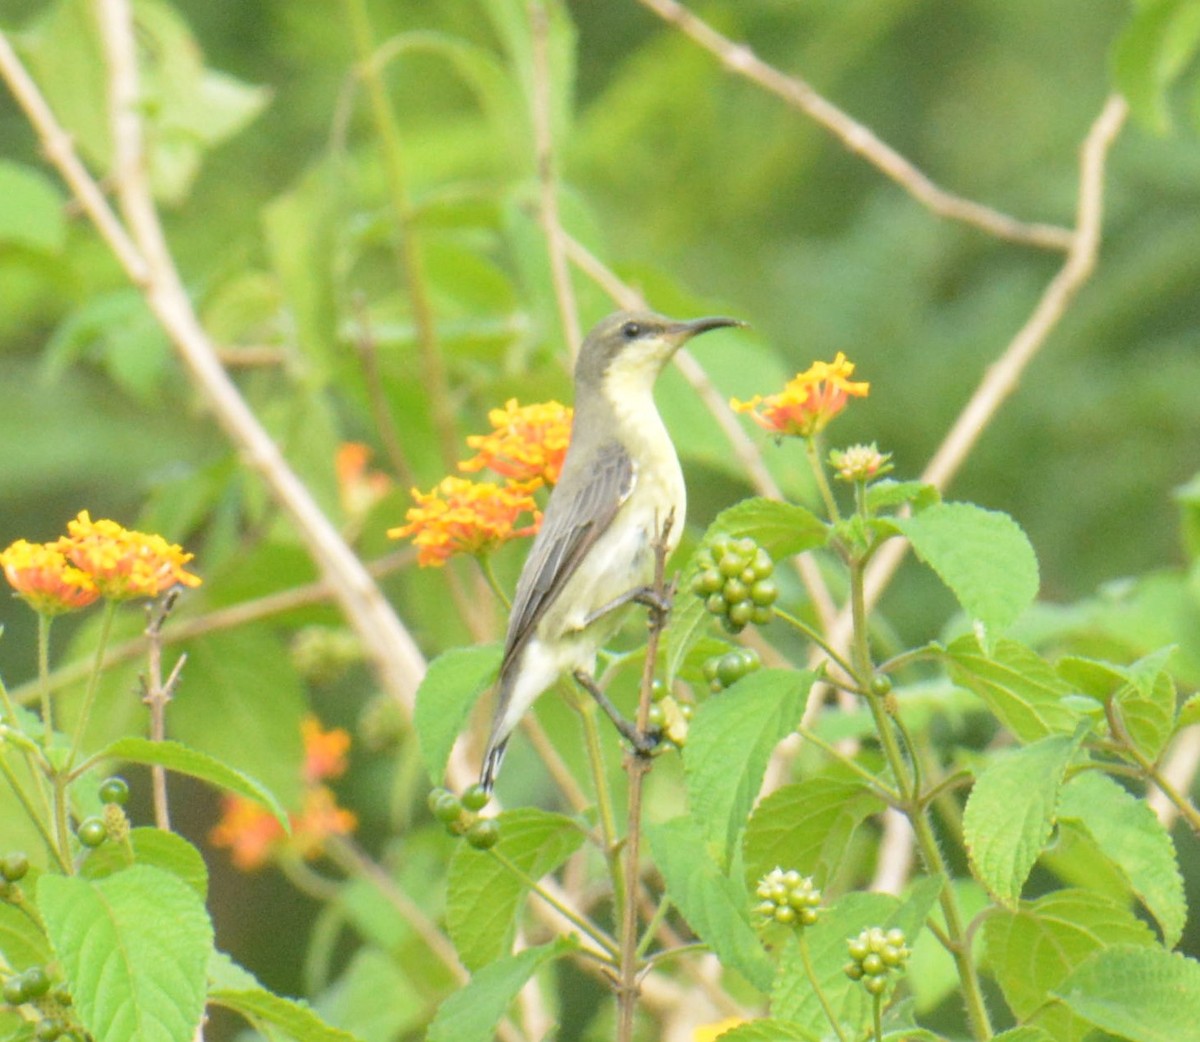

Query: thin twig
left=1148, top=726, right=1200, bottom=830
left=0, top=14, right=429, bottom=718
left=635, top=0, right=1075, bottom=251
left=528, top=0, right=581, bottom=358
left=141, top=592, right=185, bottom=830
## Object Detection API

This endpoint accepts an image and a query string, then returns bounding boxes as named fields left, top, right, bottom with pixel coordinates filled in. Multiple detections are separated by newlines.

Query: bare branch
left=636, top=0, right=1075, bottom=251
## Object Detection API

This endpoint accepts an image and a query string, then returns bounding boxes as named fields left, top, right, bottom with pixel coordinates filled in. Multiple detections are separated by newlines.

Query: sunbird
left=480, top=310, right=743, bottom=791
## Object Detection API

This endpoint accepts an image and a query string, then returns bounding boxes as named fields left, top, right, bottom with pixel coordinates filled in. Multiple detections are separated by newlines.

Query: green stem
left=476, top=554, right=512, bottom=612
left=37, top=613, right=53, bottom=739
left=1108, top=699, right=1200, bottom=834
left=796, top=723, right=901, bottom=804
left=634, top=895, right=672, bottom=959
left=800, top=931, right=849, bottom=1042
left=343, top=0, right=458, bottom=472
left=576, top=693, right=624, bottom=911
left=773, top=606, right=858, bottom=680
left=872, top=990, right=884, bottom=1042
left=67, top=600, right=118, bottom=770
left=488, top=846, right=618, bottom=959
left=805, top=435, right=841, bottom=523
left=0, top=755, right=69, bottom=871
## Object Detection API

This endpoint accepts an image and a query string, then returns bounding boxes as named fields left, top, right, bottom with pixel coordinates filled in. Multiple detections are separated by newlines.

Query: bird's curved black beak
left=668, top=315, right=746, bottom=342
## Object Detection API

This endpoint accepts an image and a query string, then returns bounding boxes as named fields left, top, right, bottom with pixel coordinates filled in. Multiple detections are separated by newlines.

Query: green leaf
left=741, top=772, right=885, bottom=890
left=414, top=644, right=503, bottom=785
left=98, top=737, right=288, bottom=831
left=709, top=1020, right=820, bottom=1041
left=983, top=889, right=1156, bottom=1030
left=1057, top=772, right=1186, bottom=946
left=1055, top=945, right=1200, bottom=1042
left=427, top=938, right=572, bottom=1042
left=647, top=816, right=774, bottom=992
left=0, top=892, right=52, bottom=969
left=684, top=669, right=815, bottom=864
left=81, top=827, right=209, bottom=899
left=207, top=950, right=362, bottom=1042
left=962, top=732, right=1084, bottom=906
left=945, top=635, right=1081, bottom=742
left=38, top=866, right=213, bottom=1042
left=0, top=162, right=65, bottom=253
left=991, top=1030, right=1056, bottom=1042
left=317, top=948, right=424, bottom=1042
left=668, top=498, right=827, bottom=682
left=446, top=808, right=584, bottom=970
left=896, top=502, right=1039, bottom=644
left=865, top=479, right=940, bottom=514
left=1176, top=690, right=1200, bottom=729
left=1113, top=0, right=1200, bottom=135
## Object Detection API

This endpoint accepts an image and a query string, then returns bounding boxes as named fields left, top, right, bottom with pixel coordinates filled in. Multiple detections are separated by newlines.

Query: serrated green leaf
left=317, top=948, right=424, bottom=1042
left=1113, top=0, right=1200, bottom=134
left=39, top=866, right=212, bottom=1042
left=896, top=502, right=1038, bottom=644
left=414, top=644, right=503, bottom=785
left=771, top=891, right=899, bottom=1035
left=0, top=162, right=65, bottom=253
left=685, top=669, right=815, bottom=864
left=1055, top=944, right=1200, bottom=1042
left=446, top=808, right=584, bottom=970
left=97, top=737, right=288, bottom=832
left=708, top=1020, right=820, bottom=1041
left=991, top=1029, right=1056, bottom=1042
left=1115, top=668, right=1177, bottom=763
left=1176, top=690, right=1200, bottom=729
left=0, top=894, right=52, bottom=969
left=742, top=772, right=885, bottom=890
left=983, top=889, right=1156, bottom=1029
left=647, top=816, right=774, bottom=992
left=207, top=950, right=362, bottom=1042
left=427, top=938, right=572, bottom=1042
left=962, top=732, right=1084, bottom=906
left=945, top=635, right=1081, bottom=742
left=81, top=827, right=208, bottom=899
left=865, top=479, right=940, bottom=514
left=667, top=498, right=827, bottom=683
left=1057, top=772, right=1186, bottom=946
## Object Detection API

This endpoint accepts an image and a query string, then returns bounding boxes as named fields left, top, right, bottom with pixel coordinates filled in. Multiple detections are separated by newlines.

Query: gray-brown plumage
left=480, top=310, right=741, bottom=791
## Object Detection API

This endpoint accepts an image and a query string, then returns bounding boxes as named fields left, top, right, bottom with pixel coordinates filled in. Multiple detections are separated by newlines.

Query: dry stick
left=142, top=592, right=186, bottom=831
left=635, top=0, right=1074, bottom=252
left=528, top=0, right=582, bottom=359
left=1148, top=726, right=1200, bottom=830
left=560, top=232, right=840, bottom=631
left=0, top=13, right=427, bottom=716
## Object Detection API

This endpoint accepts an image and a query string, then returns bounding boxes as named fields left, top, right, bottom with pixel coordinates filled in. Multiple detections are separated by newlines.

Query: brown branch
left=635, top=0, right=1075, bottom=251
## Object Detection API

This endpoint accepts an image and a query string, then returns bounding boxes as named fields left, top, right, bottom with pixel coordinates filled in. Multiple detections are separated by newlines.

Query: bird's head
left=574, top=310, right=744, bottom=401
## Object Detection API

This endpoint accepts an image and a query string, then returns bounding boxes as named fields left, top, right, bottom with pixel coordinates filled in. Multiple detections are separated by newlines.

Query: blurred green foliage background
left=1, top=0, right=1198, bottom=1028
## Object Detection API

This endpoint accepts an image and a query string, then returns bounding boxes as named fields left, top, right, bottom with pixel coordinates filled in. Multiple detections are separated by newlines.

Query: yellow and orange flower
left=693, top=1018, right=746, bottom=1042
left=459, top=398, right=572, bottom=487
left=210, top=717, right=358, bottom=871
left=732, top=353, right=869, bottom=438
left=388, top=476, right=540, bottom=567
left=0, top=539, right=100, bottom=616
left=55, top=511, right=201, bottom=600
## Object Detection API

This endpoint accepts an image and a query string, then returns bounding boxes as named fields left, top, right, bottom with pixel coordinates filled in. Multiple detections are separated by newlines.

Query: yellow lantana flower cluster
left=732, top=353, right=869, bottom=438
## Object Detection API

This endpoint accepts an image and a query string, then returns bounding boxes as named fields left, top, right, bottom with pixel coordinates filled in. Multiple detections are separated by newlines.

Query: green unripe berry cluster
left=754, top=867, right=821, bottom=927
left=844, top=926, right=910, bottom=995
left=702, top=646, right=762, bottom=693
left=427, top=785, right=499, bottom=849
left=3, top=965, right=51, bottom=1006
left=691, top=537, right=777, bottom=634
left=646, top=680, right=693, bottom=747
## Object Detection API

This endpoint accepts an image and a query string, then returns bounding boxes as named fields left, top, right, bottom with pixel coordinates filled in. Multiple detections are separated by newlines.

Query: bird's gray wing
left=502, top=439, right=635, bottom=664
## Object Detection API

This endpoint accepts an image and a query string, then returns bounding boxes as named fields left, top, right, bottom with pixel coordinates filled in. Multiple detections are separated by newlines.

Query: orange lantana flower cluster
left=390, top=399, right=573, bottom=568
left=732, top=353, right=869, bottom=438
left=0, top=511, right=201, bottom=615
left=210, top=715, right=357, bottom=872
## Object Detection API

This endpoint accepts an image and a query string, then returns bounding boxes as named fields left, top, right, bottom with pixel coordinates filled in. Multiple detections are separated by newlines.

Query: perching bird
left=479, top=310, right=742, bottom=791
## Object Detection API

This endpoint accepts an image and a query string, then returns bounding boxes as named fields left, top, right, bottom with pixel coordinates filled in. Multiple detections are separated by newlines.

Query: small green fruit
left=466, top=819, right=500, bottom=850
left=98, top=777, right=130, bottom=806
left=461, top=784, right=490, bottom=812
left=77, top=818, right=107, bottom=849
left=0, top=852, right=29, bottom=882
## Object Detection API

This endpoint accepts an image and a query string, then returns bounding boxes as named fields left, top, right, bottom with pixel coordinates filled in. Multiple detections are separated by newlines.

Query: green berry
left=864, top=975, right=887, bottom=996
left=650, top=678, right=667, bottom=702
left=693, top=569, right=723, bottom=596
left=848, top=939, right=869, bottom=962
left=426, top=787, right=451, bottom=814
left=862, top=952, right=884, bottom=976
left=722, top=577, right=749, bottom=605
left=870, top=674, right=893, bottom=697
left=701, top=657, right=721, bottom=682
left=751, top=548, right=774, bottom=579
left=1, top=852, right=29, bottom=882
left=3, top=976, right=26, bottom=1005
left=751, top=605, right=773, bottom=626
left=98, top=777, right=129, bottom=806
left=77, top=818, right=107, bottom=849
left=646, top=704, right=666, bottom=729
left=718, top=553, right=744, bottom=578
left=431, top=792, right=463, bottom=825
left=844, top=961, right=864, bottom=981
left=461, top=784, right=490, bottom=812
left=704, top=593, right=727, bottom=617
left=466, top=819, right=500, bottom=850
left=716, top=652, right=746, bottom=688
left=734, top=537, right=756, bottom=558
left=21, top=968, right=49, bottom=999
left=35, top=1019, right=62, bottom=1041
left=773, top=904, right=796, bottom=925
left=727, top=602, right=753, bottom=629
left=749, top=579, right=778, bottom=607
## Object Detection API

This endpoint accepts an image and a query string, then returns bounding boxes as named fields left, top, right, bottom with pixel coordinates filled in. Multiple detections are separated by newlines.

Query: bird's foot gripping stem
left=572, top=670, right=661, bottom=756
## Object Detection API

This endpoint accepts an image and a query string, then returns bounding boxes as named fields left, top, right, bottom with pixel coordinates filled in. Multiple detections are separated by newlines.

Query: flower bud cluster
left=691, top=537, right=777, bottom=634
left=428, top=785, right=499, bottom=849
left=646, top=679, right=693, bottom=748
left=844, top=926, right=910, bottom=995
left=702, top=646, right=762, bottom=693
left=754, top=868, right=821, bottom=927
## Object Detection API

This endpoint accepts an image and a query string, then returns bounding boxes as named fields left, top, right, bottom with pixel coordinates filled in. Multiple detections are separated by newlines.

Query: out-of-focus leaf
left=1113, top=0, right=1200, bottom=134
left=0, top=162, right=65, bottom=253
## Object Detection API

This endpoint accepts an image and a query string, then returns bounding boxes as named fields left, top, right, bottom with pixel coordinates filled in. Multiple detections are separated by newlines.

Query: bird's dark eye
left=621, top=321, right=641, bottom=340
